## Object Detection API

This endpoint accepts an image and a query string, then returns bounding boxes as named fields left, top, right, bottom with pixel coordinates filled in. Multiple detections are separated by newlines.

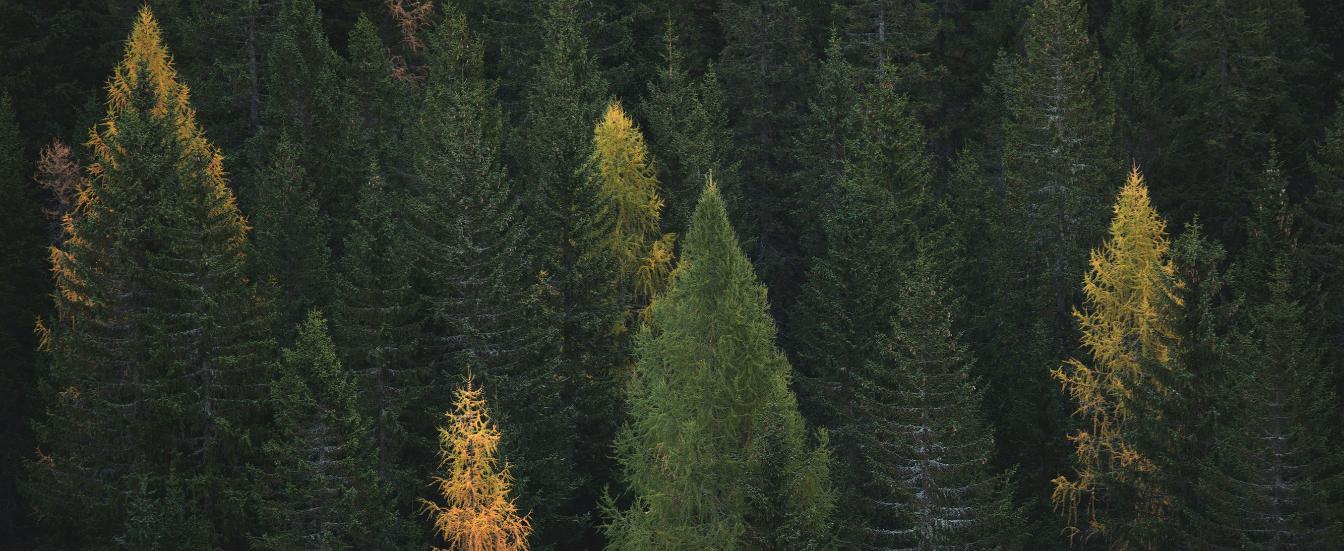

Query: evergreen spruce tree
left=1165, top=0, right=1325, bottom=241
left=1052, top=169, right=1182, bottom=547
left=830, top=0, right=943, bottom=128
left=423, top=377, right=533, bottom=551
left=716, top=0, right=816, bottom=320
left=331, top=170, right=425, bottom=547
left=513, top=2, right=625, bottom=547
left=607, top=182, right=836, bottom=551
left=250, top=133, right=335, bottom=330
left=254, top=0, right=367, bottom=252
left=988, top=0, right=1118, bottom=531
left=255, top=311, right=387, bottom=550
left=1305, top=94, right=1344, bottom=399
left=0, top=92, right=45, bottom=545
left=28, top=8, right=271, bottom=547
left=853, top=251, right=1021, bottom=549
left=788, top=72, right=935, bottom=542
left=790, top=33, right=860, bottom=268
left=641, top=24, right=739, bottom=238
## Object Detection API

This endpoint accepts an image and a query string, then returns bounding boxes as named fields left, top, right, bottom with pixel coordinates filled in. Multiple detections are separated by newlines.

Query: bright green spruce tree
left=28, top=8, right=272, bottom=548
left=255, top=311, right=388, bottom=550
left=514, top=1, right=625, bottom=547
left=607, top=182, right=836, bottom=551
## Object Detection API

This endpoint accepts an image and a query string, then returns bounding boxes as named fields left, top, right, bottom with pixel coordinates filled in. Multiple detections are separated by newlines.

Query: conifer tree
left=1052, top=169, right=1182, bottom=547
left=331, top=170, right=424, bottom=547
left=255, top=0, right=367, bottom=251
left=789, top=72, right=934, bottom=536
left=790, top=33, right=859, bottom=267
left=853, top=251, right=1021, bottom=549
left=716, top=0, right=816, bottom=318
left=586, top=100, right=676, bottom=310
left=251, top=133, right=334, bottom=330
left=28, top=8, right=271, bottom=547
left=0, top=92, right=44, bottom=544
left=255, top=311, right=387, bottom=550
left=513, top=2, right=625, bottom=546
left=988, top=0, right=1118, bottom=528
left=607, top=182, right=836, bottom=551
left=641, top=24, right=738, bottom=237
left=1165, top=0, right=1325, bottom=240
left=1182, top=166, right=1343, bottom=545
left=1305, top=94, right=1344, bottom=398
left=423, top=377, right=533, bottom=551
left=830, top=0, right=944, bottom=130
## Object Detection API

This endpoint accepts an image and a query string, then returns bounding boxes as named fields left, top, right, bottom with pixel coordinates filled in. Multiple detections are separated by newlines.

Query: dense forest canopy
left=2, top=0, right=1344, bottom=549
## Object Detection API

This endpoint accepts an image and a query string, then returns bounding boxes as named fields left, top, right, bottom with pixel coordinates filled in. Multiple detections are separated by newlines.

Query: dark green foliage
left=254, top=311, right=388, bottom=550
left=1188, top=187, right=1344, bottom=546
left=332, top=171, right=424, bottom=548
left=983, top=0, right=1118, bottom=536
left=435, top=3, right=614, bottom=548
left=1163, top=0, right=1325, bottom=241
left=716, top=0, right=816, bottom=320
left=790, top=34, right=859, bottom=267
left=250, top=133, right=334, bottom=330
left=854, top=252, right=1021, bottom=549
left=0, top=93, right=45, bottom=545
left=1305, top=96, right=1344, bottom=401
left=607, top=183, right=836, bottom=551
left=641, top=23, right=739, bottom=237
left=255, top=0, right=367, bottom=252
left=28, top=12, right=272, bottom=547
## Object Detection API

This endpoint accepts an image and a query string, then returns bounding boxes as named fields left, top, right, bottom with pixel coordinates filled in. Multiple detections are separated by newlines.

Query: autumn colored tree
left=423, top=377, right=533, bottom=551
left=586, top=99, right=676, bottom=309
left=607, top=182, right=835, bottom=550
left=28, top=8, right=271, bottom=547
left=1052, top=168, right=1182, bottom=547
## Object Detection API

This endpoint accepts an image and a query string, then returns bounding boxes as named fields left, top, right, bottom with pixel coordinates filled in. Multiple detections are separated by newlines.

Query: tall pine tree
left=28, top=8, right=271, bottom=547
left=513, top=2, right=625, bottom=547
left=854, top=251, right=1021, bottom=549
left=607, top=182, right=836, bottom=551
left=987, top=0, right=1118, bottom=532
left=1052, top=169, right=1182, bottom=547
left=255, top=311, right=387, bottom=550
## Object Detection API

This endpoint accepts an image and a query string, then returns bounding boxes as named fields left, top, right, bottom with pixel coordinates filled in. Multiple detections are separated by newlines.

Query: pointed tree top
left=108, top=6, right=184, bottom=117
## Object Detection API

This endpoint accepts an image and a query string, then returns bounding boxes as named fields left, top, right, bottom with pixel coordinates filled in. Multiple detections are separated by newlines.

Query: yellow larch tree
left=423, top=377, right=532, bottom=551
left=587, top=100, right=676, bottom=306
left=1051, top=167, right=1183, bottom=546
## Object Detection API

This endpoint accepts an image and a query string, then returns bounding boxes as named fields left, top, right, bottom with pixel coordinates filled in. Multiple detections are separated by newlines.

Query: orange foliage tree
left=423, top=377, right=532, bottom=551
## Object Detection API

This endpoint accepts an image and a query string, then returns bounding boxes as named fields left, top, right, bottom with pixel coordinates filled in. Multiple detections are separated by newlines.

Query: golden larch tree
left=587, top=100, right=676, bottom=304
left=423, top=377, right=532, bottom=551
left=1051, top=167, right=1183, bottom=545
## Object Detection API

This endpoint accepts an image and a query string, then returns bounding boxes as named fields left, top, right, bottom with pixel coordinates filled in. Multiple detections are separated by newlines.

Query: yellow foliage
left=422, top=377, right=532, bottom=551
left=1051, top=167, right=1181, bottom=543
left=588, top=100, right=675, bottom=304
